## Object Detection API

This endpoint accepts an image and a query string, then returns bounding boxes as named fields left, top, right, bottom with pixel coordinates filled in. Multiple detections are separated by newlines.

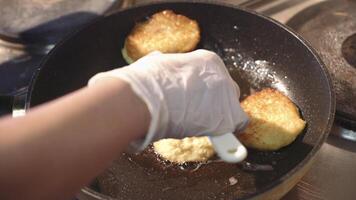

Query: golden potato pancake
left=123, top=10, right=200, bottom=63
left=238, top=88, right=306, bottom=151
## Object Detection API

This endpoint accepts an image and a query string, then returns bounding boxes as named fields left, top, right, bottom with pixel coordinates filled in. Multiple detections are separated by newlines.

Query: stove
left=0, top=0, right=355, bottom=199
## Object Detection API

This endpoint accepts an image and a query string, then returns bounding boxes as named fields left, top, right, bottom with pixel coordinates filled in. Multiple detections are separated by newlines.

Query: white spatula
left=209, top=132, right=247, bottom=163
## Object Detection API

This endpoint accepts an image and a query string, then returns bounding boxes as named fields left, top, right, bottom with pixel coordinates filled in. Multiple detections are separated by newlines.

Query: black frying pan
left=24, top=1, right=334, bottom=200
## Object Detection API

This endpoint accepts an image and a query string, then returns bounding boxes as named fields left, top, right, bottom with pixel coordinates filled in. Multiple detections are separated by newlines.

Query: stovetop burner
left=0, top=0, right=126, bottom=100
left=342, top=33, right=356, bottom=69
left=0, top=0, right=122, bottom=46
left=0, top=0, right=126, bottom=117
left=287, top=0, right=356, bottom=126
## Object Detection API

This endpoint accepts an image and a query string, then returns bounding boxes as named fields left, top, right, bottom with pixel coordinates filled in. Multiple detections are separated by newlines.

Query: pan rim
left=26, top=0, right=335, bottom=199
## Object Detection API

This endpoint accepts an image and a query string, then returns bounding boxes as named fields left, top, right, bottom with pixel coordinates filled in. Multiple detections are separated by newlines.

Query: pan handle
left=0, top=87, right=28, bottom=117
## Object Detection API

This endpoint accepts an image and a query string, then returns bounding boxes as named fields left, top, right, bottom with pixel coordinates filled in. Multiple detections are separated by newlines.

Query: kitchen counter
left=284, top=131, right=356, bottom=200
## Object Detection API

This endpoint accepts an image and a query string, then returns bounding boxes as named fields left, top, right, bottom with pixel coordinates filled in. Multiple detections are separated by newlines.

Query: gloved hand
left=89, top=49, right=249, bottom=150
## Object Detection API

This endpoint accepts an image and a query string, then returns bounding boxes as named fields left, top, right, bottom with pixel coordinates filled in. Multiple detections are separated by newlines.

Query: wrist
left=89, top=77, right=151, bottom=141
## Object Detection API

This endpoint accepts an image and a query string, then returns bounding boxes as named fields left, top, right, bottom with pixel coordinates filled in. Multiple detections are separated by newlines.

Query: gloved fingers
left=170, top=49, right=221, bottom=66
left=130, top=50, right=226, bottom=79
left=135, top=51, right=163, bottom=62
left=87, top=71, right=111, bottom=86
left=146, top=50, right=162, bottom=57
left=140, top=49, right=219, bottom=66
left=231, top=81, right=241, bottom=101
left=87, top=66, right=132, bottom=86
left=237, top=106, right=250, bottom=131
left=228, top=81, right=249, bottom=133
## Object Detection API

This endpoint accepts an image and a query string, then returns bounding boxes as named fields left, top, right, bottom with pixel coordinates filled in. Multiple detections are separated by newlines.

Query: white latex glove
left=89, top=49, right=249, bottom=150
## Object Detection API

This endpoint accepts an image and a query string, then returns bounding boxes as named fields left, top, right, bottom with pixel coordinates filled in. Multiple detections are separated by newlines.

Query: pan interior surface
left=29, top=2, right=333, bottom=200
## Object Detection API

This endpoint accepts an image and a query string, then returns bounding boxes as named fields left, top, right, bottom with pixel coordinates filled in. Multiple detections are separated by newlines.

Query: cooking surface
left=0, top=0, right=355, bottom=199
left=96, top=146, right=307, bottom=200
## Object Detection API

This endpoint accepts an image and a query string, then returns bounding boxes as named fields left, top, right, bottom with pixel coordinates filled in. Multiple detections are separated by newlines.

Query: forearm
left=0, top=78, right=150, bottom=200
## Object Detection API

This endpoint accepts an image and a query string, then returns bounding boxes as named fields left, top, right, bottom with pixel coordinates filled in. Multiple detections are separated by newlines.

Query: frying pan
left=15, top=1, right=334, bottom=200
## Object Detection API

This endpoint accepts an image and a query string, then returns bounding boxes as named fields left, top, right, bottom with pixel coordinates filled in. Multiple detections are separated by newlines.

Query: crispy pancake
left=239, top=88, right=306, bottom=151
left=123, top=10, right=200, bottom=63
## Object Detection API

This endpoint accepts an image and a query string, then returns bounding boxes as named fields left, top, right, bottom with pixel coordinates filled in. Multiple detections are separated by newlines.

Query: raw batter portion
left=153, top=136, right=214, bottom=163
left=122, top=10, right=200, bottom=63
left=238, top=88, right=306, bottom=151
